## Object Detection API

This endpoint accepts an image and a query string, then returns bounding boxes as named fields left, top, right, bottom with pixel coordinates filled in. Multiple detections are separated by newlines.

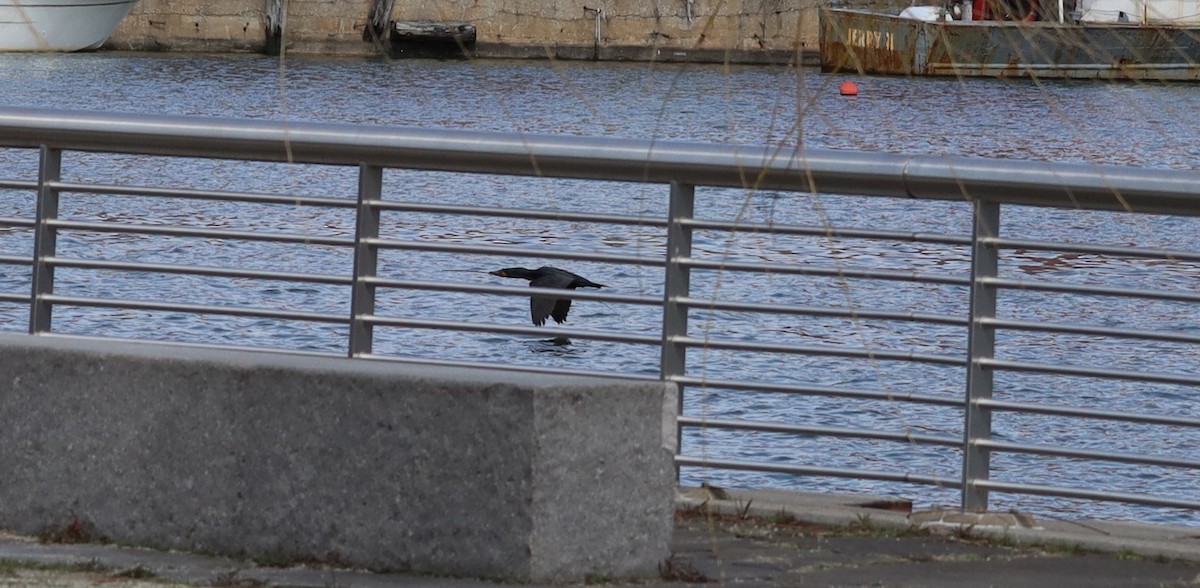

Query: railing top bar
left=4, top=107, right=1200, bottom=214
left=0, top=179, right=36, bottom=190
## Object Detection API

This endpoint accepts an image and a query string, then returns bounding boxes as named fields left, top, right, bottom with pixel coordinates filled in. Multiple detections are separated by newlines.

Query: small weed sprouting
left=584, top=572, right=612, bottom=584
left=39, top=517, right=102, bottom=545
left=213, top=570, right=269, bottom=587
left=852, top=513, right=876, bottom=531
left=66, top=560, right=107, bottom=573
left=1115, top=549, right=1139, bottom=561
left=737, top=499, right=754, bottom=519
left=659, top=555, right=711, bottom=583
left=769, top=509, right=797, bottom=525
left=112, top=565, right=157, bottom=580
left=951, top=523, right=978, bottom=541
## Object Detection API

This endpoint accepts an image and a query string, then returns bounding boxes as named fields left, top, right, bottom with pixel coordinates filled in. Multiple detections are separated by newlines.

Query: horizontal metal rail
left=677, top=297, right=967, bottom=325
left=671, top=375, right=964, bottom=406
left=677, top=416, right=961, bottom=447
left=46, top=257, right=352, bottom=285
left=44, top=295, right=348, bottom=324
left=673, top=335, right=966, bottom=365
left=0, top=254, right=33, bottom=266
left=675, top=456, right=961, bottom=489
left=362, top=316, right=662, bottom=345
left=47, top=219, right=354, bottom=248
left=50, top=181, right=356, bottom=208
left=975, top=398, right=1200, bottom=428
left=983, top=277, right=1200, bottom=303
left=979, top=317, right=1200, bottom=345
left=985, top=236, right=1200, bottom=262
left=0, top=216, right=35, bottom=228
left=370, top=200, right=670, bottom=227
left=974, top=480, right=1200, bottom=510
left=364, top=277, right=661, bottom=306
left=680, top=257, right=971, bottom=285
left=365, top=237, right=665, bottom=266
left=975, top=439, right=1200, bottom=469
left=681, top=219, right=973, bottom=245
left=360, top=352, right=662, bottom=381
left=979, top=358, right=1200, bottom=386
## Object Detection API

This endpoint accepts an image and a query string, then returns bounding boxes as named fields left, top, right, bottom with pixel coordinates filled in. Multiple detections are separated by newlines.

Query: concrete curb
left=678, top=487, right=1200, bottom=563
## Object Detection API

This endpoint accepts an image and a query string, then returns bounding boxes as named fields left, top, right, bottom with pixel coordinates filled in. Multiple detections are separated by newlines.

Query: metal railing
left=2, top=107, right=1199, bottom=516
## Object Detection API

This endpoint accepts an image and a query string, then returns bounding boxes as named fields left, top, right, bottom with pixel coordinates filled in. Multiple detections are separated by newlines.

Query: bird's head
left=490, top=268, right=534, bottom=279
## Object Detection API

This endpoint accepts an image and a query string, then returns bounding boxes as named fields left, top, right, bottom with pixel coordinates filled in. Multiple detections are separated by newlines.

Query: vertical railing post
left=264, top=0, right=287, bottom=56
left=29, top=146, right=61, bottom=334
left=962, top=199, right=999, bottom=512
left=661, top=181, right=694, bottom=461
left=349, top=163, right=382, bottom=357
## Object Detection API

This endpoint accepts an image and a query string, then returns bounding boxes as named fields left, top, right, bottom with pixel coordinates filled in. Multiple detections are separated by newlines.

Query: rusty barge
left=820, top=4, right=1200, bottom=81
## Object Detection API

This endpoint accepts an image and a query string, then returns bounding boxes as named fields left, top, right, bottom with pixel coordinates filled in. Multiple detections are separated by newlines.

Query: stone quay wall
left=106, top=0, right=821, bottom=64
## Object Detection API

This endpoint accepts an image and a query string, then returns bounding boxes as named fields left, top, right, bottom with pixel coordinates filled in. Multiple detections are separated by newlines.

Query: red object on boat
left=839, top=81, right=859, bottom=96
left=973, top=0, right=989, bottom=19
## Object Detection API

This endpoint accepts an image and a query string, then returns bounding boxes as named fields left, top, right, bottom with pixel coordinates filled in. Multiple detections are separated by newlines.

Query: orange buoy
left=839, top=81, right=859, bottom=96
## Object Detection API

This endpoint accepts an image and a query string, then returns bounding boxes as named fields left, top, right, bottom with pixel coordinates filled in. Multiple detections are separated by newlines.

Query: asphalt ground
left=2, top=489, right=1198, bottom=587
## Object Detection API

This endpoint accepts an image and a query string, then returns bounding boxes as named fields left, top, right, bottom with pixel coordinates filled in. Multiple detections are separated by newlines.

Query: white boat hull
left=0, top=0, right=139, bottom=51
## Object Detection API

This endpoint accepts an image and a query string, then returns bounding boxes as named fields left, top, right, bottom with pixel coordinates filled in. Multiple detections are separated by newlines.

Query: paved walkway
left=2, top=489, right=1198, bottom=587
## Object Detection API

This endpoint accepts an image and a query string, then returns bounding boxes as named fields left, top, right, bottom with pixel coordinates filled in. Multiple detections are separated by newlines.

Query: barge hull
left=820, top=9, right=1200, bottom=81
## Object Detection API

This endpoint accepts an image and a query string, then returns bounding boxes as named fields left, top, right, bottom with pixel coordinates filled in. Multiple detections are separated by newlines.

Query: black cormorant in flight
left=489, top=266, right=605, bottom=326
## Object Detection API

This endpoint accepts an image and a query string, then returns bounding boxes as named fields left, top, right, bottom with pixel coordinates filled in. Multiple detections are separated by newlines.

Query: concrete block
left=0, top=334, right=675, bottom=582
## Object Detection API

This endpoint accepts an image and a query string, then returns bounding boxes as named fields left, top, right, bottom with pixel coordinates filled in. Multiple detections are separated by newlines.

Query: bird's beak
left=489, top=270, right=505, bottom=277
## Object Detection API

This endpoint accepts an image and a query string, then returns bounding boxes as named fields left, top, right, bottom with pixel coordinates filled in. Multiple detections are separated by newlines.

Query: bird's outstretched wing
left=530, top=272, right=572, bottom=326
left=531, top=295, right=554, bottom=326
left=550, top=298, right=572, bottom=324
